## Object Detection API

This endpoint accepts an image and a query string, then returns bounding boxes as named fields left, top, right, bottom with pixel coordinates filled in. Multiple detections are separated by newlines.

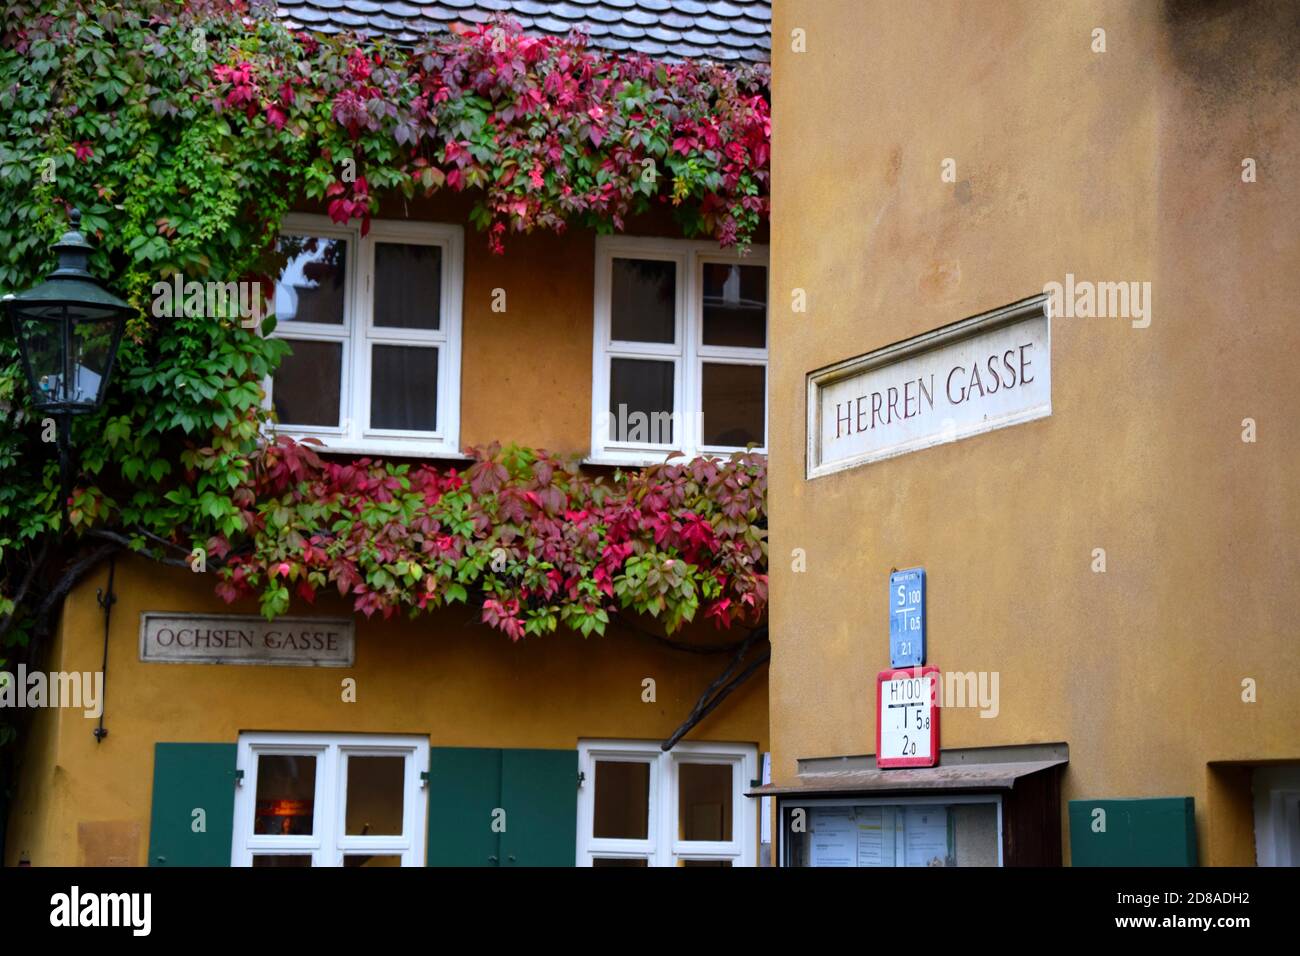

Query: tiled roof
left=274, top=1, right=771, bottom=62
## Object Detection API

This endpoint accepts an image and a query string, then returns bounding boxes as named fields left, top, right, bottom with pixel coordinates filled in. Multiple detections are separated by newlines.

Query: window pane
left=272, top=340, right=342, bottom=428
left=374, top=242, right=441, bottom=330
left=345, top=756, right=405, bottom=836
left=702, top=263, right=766, bottom=348
left=611, top=257, right=675, bottom=343
left=950, top=804, right=999, bottom=866
left=701, top=363, right=764, bottom=447
left=608, top=358, right=674, bottom=445
left=592, top=857, right=649, bottom=867
left=253, top=855, right=312, bottom=867
left=678, top=763, right=733, bottom=842
left=370, top=345, right=438, bottom=431
left=344, top=854, right=402, bottom=868
left=593, top=761, right=651, bottom=840
left=275, top=236, right=346, bottom=325
left=254, top=754, right=317, bottom=836
left=902, top=806, right=952, bottom=867
left=682, top=859, right=732, bottom=867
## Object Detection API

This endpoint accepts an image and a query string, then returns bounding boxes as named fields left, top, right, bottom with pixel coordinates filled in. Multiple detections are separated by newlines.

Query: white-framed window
left=779, top=794, right=1004, bottom=867
left=590, top=236, right=769, bottom=465
left=576, top=739, right=758, bottom=866
left=266, top=214, right=463, bottom=457
left=231, top=732, right=429, bottom=867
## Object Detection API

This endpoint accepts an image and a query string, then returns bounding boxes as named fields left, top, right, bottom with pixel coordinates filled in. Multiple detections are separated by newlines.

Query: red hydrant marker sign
left=876, top=666, right=940, bottom=768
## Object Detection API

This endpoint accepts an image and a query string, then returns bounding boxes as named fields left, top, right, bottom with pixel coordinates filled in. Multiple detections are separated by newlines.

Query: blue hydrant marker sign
left=889, top=568, right=926, bottom=668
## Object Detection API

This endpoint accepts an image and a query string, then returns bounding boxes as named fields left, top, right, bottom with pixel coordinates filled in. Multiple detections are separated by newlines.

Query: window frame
left=590, top=236, right=769, bottom=466
left=576, top=739, right=758, bottom=867
left=231, top=731, right=429, bottom=867
left=266, top=213, right=464, bottom=458
left=777, top=793, right=1005, bottom=868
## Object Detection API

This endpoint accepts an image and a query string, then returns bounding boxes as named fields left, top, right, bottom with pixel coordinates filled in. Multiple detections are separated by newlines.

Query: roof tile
left=729, top=16, right=766, bottom=36
left=330, top=10, right=368, bottom=27
left=275, top=1, right=769, bottom=62
left=291, top=7, right=329, bottom=23
left=621, top=7, right=658, bottom=26
left=532, top=14, right=573, bottom=33
left=578, top=5, right=624, bottom=23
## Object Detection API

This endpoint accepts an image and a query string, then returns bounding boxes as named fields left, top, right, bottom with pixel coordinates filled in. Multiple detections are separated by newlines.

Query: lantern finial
left=51, top=207, right=95, bottom=279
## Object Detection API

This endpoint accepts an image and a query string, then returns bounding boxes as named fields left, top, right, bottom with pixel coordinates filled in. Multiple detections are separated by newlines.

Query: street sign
left=806, top=297, right=1051, bottom=479
left=889, top=567, right=926, bottom=667
left=876, top=666, right=940, bottom=768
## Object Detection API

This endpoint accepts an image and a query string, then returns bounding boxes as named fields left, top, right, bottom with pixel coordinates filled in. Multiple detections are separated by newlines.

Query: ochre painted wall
left=768, top=0, right=1299, bottom=864
left=367, top=192, right=765, bottom=457
left=396, top=191, right=610, bottom=456
left=5, top=199, right=771, bottom=866
left=6, top=556, right=768, bottom=866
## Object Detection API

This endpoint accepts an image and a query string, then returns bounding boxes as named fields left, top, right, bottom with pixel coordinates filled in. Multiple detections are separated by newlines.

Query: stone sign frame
left=138, top=613, right=355, bottom=667
left=805, top=293, right=1052, bottom=479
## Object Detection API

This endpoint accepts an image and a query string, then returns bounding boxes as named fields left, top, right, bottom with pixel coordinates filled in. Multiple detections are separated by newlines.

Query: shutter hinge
left=577, top=770, right=586, bottom=789
left=419, top=770, right=431, bottom=789
left=234, top=768, right=244, bottom=788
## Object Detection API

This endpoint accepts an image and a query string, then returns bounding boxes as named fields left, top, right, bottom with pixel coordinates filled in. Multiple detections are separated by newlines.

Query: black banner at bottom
left=0, top=865, right=1282, bottom=941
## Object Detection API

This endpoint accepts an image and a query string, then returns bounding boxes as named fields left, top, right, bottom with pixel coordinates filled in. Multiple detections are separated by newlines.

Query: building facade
left=7, top=0, right=1297, bottom=871
left=4, top=0, right=775, bottom=867
left=763, top=0, right=1299, bottom=866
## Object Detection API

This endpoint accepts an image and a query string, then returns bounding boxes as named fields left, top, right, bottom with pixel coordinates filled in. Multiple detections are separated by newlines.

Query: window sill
left=273, top=435, right=470, bottom=464
left=585, top=449, right=767, bottom=469
left=583, top=451, right=690, bottom=469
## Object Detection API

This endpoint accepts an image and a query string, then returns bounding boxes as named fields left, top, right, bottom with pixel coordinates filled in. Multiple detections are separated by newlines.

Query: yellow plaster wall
left=368, top=192, right=767, bottom=457
left=768, top=0, right=1299, bottom=864
left=6, top=555, right=767, bottom=866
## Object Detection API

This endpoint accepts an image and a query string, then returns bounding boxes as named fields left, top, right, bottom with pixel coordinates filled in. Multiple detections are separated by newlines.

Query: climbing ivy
left=0, top=0, right=770, bottom=695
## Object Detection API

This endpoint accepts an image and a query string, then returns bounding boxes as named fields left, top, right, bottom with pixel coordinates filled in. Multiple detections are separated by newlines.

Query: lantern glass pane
left=71, top=316, right=118, bottom=404
left=14, top=312, right=65, bottom=403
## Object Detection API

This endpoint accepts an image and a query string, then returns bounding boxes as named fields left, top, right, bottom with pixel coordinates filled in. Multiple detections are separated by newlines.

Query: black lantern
left=4, top=208, right=132, bottom=418
left=4, top=208, right=133, bottom=505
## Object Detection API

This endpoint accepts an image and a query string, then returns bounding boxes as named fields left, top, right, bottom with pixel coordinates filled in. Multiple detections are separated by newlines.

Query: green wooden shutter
left=426, top=747, right=578, bottom=867
left=500, top=748, right=579, bottom=867
left=1068, top=797, right=1198, bottom=866
left=426, top=747, right=503, bottom=867
left=148, top=743, right=237, bottom=867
